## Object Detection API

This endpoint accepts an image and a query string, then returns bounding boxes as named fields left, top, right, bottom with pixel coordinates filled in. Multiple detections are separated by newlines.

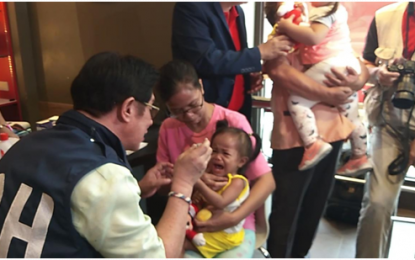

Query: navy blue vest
left=0, top=110, right=132, bottom=257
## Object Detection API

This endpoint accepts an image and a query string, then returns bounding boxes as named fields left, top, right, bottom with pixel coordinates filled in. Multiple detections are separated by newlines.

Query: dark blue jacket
left=0, top=110, right=130, bottom=257
left=172, top=2, right=262, bottom=115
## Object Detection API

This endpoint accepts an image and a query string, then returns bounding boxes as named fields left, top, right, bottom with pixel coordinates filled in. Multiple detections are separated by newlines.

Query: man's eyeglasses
left=169, top=99, right=204, bottom=118
left=139, top=101, right=160, bottom=119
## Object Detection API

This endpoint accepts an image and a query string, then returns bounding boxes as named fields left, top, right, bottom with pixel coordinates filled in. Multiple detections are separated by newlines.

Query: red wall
left=343, top=2, right=395, bottom=55
left=0, top=2, right=17, bottom=100
left=0, top=2, right=21, bottom=120
left=0, top=3, right=7, bottom=58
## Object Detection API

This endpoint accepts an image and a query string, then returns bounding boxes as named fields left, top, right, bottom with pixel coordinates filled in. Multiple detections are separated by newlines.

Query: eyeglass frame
left=137, top=100, right=160, bottom=119
left=168, top=95, right=204, bottom=119
left=142, top=102, right=160, bottom=111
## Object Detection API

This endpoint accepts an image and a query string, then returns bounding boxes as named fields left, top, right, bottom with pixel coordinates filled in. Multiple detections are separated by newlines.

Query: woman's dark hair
left=71, top=51, right=159, bottom=117
left=322, top=2, right=339, bottom=17
left=156, top=60, right=201, bottom=103
left=211, top=120, right=262, bottom=174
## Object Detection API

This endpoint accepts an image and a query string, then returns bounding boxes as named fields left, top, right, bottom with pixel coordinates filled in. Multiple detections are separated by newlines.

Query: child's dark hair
left=323, top=2, right=339, bottom=17
left=264, top=2, right=282, bottom=26
left=211, top=120, right=262, bottom=174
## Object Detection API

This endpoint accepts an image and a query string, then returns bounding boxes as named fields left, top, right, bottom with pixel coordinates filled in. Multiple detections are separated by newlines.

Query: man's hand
left=247, top=72, right=264, bottom=94
left=200, top=173, right=228, bottom=191
left=409, top=139, right=415, bottom=166
left=324, top=66, right=360, bottom=88
left=173, top=138, right=212, bottom=190
left=323, top=87, right=354, bottom=107
left=139, top=162, right=174, bottom=198
left=376, top=65, right=400, bottom=87
left=258, top=35, right=293, bottom=61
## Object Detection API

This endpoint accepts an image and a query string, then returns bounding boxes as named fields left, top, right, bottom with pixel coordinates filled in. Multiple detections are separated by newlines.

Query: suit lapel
left=213, top=2, right=235, bottom=49
left=235, top=5, right=248, bottom=49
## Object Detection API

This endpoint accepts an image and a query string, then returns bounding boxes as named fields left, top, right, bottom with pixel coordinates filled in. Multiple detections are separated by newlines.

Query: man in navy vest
left=172, top=2, right=293, bottom=120
left=0, top=52, right=212, bottom=258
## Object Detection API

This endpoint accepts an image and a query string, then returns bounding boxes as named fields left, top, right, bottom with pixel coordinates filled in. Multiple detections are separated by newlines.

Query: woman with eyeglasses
left=155, top=60, right=275, bottom=258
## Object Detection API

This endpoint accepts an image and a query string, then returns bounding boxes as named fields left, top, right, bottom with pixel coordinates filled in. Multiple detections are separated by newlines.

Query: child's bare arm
left=195, top=178, right=245, bottom=210
left=278, top=17, right=330, bottom=46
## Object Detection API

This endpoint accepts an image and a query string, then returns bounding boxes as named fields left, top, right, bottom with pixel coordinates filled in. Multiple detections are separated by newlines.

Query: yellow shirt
left=196, top=174, right=249, bottom=258
left=217, top=173, right=249, bottom=234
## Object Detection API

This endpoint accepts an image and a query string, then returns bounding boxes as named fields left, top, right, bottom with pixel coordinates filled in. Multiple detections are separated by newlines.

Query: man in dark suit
left=172, top=2, right=292, bottom=120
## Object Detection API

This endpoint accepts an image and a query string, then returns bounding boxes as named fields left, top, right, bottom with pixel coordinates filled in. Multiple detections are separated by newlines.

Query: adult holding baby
left=264, top=2, right=369, bottom=257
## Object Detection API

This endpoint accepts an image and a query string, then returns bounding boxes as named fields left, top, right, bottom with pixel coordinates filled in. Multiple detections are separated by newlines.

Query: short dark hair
left=71, top=52, right=159, bottom=116
left=156, top=60, right=201, bottom=103
left=264, top=2, right=283, bottom=26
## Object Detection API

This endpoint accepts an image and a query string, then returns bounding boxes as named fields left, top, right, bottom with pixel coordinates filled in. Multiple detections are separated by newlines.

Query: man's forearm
left=266, top=58, right=332, bottom=101
left=363, top=59, right=380, bottom=85
left=349, top=59, right=370, bottom=91
left=156, top=182, right=193, bottom=258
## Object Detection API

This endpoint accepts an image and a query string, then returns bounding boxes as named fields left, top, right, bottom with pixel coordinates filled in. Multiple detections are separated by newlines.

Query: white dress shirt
left=70, top=163, right=165, bottom=258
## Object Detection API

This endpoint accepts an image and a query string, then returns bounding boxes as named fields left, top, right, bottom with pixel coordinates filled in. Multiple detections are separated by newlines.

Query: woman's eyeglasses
left=169, top=99, right=204, bottom=118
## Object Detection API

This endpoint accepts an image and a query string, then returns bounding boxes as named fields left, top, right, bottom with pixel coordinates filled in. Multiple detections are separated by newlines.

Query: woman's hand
left=200, top=173, right=228, bottom=191
left=193, top=209, right=237, bottom=233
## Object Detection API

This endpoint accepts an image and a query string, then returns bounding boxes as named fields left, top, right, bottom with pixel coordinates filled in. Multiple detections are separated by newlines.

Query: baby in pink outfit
left=271, top=2, right=372, bottom=176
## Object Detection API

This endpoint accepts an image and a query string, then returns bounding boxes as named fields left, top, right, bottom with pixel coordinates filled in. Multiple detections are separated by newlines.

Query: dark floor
left=309, top=208, right=415, bottom=258
left=254, top=209, right=415, bottom=259
left=252, top=217, right=357, bottom=258
left=309, top=217, right=357, bottom=258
